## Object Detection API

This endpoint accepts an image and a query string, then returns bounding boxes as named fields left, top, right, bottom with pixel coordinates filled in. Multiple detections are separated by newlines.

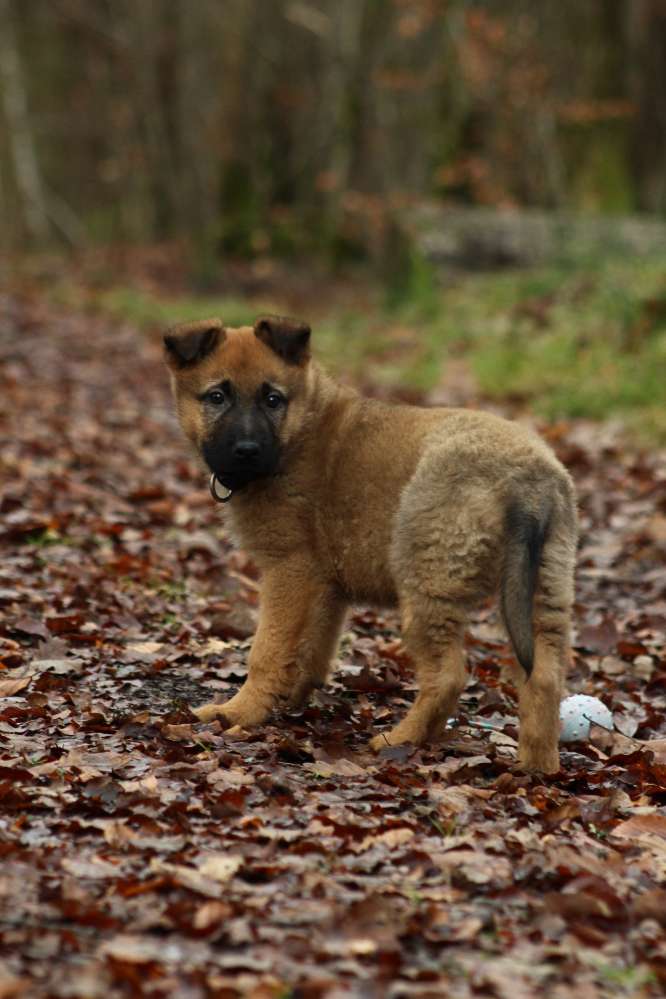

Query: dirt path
left=1, top=295, right=666, bottom=998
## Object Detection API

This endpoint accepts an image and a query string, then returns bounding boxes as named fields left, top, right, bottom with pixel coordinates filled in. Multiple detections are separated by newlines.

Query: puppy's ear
left=254, top=315, right=311, bottom=366
left=164, top=318, right=224, bottom=368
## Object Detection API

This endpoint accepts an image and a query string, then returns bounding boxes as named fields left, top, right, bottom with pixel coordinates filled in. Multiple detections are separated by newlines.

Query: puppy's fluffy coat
left=165, top=315, right=577, bottom=773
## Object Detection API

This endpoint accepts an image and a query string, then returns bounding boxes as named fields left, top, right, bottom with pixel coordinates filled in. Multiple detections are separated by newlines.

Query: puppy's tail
left=500, top=500, right=552, bottom=676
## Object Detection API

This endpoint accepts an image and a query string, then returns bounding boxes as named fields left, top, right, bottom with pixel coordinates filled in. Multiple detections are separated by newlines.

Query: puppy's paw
left=214, top=688, right=273, bottom=729
left=192, top=702, right=227, bottom=724
left=285, top=684, right=317, bottom=712
left=369, top=717, right=430, bottom=752
left=369, top=732, right=393, bottom=753
left=517, top=747, right=560, bottom=775
left=224, top=724, right=249, bottom=740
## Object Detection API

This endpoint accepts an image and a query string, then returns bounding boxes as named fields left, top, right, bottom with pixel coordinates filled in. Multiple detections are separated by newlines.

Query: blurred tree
left=627, top=0, right=666, bottom=212
left=0, top=0, right=663, bottom=266
left=0, top=0, right=49, bottom=245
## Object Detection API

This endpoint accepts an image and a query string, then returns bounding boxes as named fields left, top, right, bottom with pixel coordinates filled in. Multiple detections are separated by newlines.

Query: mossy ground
left=52, top=252, right=666, bottom=442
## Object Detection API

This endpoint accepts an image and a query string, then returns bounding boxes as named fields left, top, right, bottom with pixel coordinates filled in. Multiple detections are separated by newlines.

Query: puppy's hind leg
left=517, top=574, right=574, bottom=773
left=369, top=596, right=467, bottom=751
left=503, top=498, right=575, bottom=774
left=514, top=633, right=565, bottom=774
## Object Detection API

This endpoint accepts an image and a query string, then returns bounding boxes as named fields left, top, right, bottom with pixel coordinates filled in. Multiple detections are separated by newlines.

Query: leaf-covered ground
left=1, top=293, right=666, bottom=998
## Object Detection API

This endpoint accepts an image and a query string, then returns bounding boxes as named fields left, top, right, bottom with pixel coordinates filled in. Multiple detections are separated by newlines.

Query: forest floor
left=1, top=284, right=666, bottom=998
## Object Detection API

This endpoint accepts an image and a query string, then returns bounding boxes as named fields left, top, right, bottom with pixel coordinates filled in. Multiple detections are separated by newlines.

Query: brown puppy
left=164, top=315, right=577, bottom=773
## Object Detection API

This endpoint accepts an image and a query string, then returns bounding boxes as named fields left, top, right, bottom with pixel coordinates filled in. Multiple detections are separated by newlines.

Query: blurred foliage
left=3, top=0, right=665, bottom=440
left=1, top=0, right=666, bottom=269
left=62, top=250, right=666, bottom=442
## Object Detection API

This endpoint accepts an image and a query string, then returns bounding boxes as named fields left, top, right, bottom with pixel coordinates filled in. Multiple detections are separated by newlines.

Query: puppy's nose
left=233, top=440, right=260, bottom=461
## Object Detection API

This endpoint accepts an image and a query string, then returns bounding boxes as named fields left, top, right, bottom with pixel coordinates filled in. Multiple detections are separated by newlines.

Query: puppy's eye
left=206, top=389, right=225, bottom=405
left=265, top=391, right=284, bottom=410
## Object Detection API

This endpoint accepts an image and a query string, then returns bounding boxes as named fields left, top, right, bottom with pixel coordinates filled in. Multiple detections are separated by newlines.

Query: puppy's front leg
left=194, top=563, right=345, bottom=729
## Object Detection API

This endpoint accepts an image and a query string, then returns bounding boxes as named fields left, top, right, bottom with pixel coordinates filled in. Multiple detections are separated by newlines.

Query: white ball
left=559, top=694, right=613, bottom=743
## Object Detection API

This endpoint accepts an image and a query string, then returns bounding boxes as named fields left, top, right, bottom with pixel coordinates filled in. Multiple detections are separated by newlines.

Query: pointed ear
left=163, top=318, right=224, bottom=368
left=254, top=315, right=311, bottom=366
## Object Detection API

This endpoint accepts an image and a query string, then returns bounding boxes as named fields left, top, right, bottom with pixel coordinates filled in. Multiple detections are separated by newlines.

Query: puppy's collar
left=209, top=473, right=233, bottom=504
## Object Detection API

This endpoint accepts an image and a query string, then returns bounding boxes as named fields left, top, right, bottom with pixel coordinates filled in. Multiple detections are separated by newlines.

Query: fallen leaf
left=304, top=758, right=366, bottom=778
left=192, top=901, right=233, bottom=930
left=99, top=935, right=183, bottom=964
left=126, top=642, right=164, bottom=656
left=161, top=723, right=194, bottom=741
left=149, top=859, right=223, bottom=898
left=197, top=854, right=243, bottom=882
left=612, top=814, right=666, bottom=841
left=356, top=828, right=414, bottom=852
left=0, top=677, right=31, bottom=696
left=62, top=856, right=120, bottom=879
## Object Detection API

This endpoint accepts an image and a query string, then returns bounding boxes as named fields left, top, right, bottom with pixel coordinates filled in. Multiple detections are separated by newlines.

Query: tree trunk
left=0, top=0, right=49, bottom=243
left=627, top=0, right=666, bottom=212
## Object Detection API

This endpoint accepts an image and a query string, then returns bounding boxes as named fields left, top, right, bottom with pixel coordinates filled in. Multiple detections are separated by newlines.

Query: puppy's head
left=164, top=315, right=311, bottom=492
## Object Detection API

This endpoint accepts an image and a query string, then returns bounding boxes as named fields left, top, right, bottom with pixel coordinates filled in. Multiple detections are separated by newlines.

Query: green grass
left=96, top=286, right=255, bottom=331
left=461, top=257, right=666, bottom=438
left=596, top=962, right=656, bottom=992
left=62, top=252, right=666, bottom=442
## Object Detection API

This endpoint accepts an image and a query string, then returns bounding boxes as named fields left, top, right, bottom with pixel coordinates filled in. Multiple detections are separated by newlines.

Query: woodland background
left=2, top=0, right=666, bottom=440
left=1, top=3, right=666, bottom=997
left=0, top=0, right=666, bottom=256
left=2, top=0, right=666, bottom=257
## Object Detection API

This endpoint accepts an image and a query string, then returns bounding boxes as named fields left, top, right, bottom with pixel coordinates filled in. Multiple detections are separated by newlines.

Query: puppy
left=164, top=315, right=577, bottom=772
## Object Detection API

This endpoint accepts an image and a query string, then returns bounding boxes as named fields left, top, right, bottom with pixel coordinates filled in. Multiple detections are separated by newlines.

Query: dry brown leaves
left=0, top=294, right=665, bottom=997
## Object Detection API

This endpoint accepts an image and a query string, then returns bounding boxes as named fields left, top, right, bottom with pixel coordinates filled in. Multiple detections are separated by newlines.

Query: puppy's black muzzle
left=203, top=431, right=279, bottom=493
left=233, top=440, right=261, bottom=461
